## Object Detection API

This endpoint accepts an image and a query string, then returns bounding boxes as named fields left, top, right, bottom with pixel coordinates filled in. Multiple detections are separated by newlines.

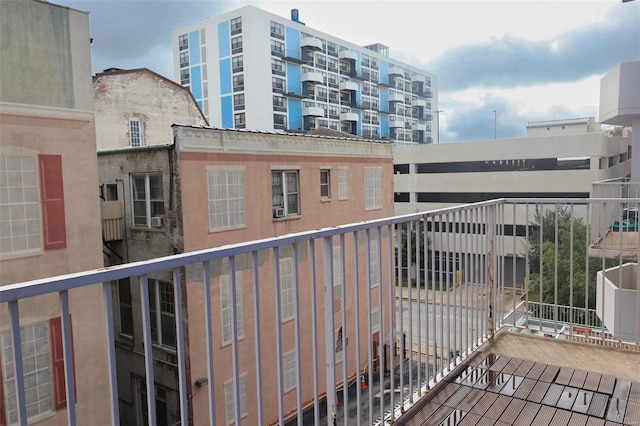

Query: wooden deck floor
left=395, top=332, right=640, bottom=425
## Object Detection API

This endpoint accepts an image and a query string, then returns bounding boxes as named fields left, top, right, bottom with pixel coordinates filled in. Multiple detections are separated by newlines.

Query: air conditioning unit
left=273, top=208, right=285, bottom=218
left=151, top=216, right=164, bottom=227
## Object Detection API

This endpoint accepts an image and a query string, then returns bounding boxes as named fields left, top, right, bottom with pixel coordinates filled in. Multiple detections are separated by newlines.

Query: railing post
left=322, top=237, right=337, bottom=426
left=487, top=204, right=497, bottom=341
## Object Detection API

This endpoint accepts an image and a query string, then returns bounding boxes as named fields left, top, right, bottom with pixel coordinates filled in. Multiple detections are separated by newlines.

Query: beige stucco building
left=0, top=1, right=112, bottom=425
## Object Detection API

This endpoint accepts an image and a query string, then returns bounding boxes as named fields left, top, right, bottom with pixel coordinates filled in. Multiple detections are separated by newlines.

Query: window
left=273, top=96, right=286, bottom=112
left=270, top=40, right=284, bottom=57
left=231, top=36, right=242, bottom=54
left=129, top=119, right=143, bottom=147
left=224, top=375, right=247, bottom=424
left=272, top=77, right=285, bottom=93
left=148, top=279, right=176, bottom=349
left=234, top=113, right=245, bottom=129
left=369, top=229, right=380, bottom=287
left=0, top=154, right=66, bottom=257
left=207, top=169, right=245, bottom=230
left=364, top=167, right=383, bottom=210
left=179, top=51, right=189, bottom=68
left=320, top=169, right=330, bottom=199
left=1, top=318, right=74, bottom=425
left=131, top=174, right=164, bottom=227
left=233, top=94, right=245, bottom=111
left=136, top=378, right=170, bottom=426
left=230, top=17, right=242, bottom=35
left=119, top=278, right=133, bottom=336
left=283, top=351, right=297, bottom=391
left=220, top=272, right=244, bottom=345
left=231, top=55, right=243, bottom=73
left=272, top=170, right=299, bottom=217
left=338, top=168, right=348, bottom=200
left=270, top=20, right=284, bottom=39
left=178, top=34, right=188, bottom=51
left=280, top=258, right=295, bottom=321
left=232, top=74, right=244, bottom=92
left=273, top=114, right=287, bottom=130
left=180, top=69, right=190, bottom=85
left=271, top=58, right=285, bottom=76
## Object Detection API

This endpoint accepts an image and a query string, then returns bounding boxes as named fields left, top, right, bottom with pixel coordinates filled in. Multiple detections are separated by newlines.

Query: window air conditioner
left=273, top=208, right=285, bottom=218
left=151, top=216, right=164, bottom=227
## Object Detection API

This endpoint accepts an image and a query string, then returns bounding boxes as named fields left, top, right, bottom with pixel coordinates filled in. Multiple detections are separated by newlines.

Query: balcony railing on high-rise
left=1, top=198, right=639, bottom=426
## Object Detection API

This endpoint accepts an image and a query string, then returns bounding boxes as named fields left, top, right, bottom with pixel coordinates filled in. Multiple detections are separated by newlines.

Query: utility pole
left=493, top=110, right=497, bottom=139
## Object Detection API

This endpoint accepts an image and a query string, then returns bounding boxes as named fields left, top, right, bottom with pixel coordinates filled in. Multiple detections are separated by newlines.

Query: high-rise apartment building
left=172, top=5, right=438, bottom=144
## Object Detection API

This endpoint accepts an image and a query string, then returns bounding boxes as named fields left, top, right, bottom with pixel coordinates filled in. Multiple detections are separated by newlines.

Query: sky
left=64, top=0, right=639, bottom=142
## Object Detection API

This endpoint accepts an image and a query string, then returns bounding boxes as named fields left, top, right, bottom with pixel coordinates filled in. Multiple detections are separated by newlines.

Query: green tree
left=528, top=207, right=617, bottom=310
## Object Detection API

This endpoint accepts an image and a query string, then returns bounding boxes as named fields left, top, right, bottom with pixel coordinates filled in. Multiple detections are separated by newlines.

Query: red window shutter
left=39, top=155, right=67, bottom=250
left=50, top=316, right=76, bottom=410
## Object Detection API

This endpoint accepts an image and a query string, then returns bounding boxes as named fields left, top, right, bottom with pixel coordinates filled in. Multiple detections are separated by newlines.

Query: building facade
left=393, top=120, right=632, bottom=287
left=172, top=5, right=438, bottom=144
left=0, top=1, right=112, bottom=425
left=98, top=125, right=394, bottom=424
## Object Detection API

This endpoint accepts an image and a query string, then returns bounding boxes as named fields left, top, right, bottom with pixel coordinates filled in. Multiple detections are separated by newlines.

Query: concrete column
left=632, top=117, right=640, bottom=182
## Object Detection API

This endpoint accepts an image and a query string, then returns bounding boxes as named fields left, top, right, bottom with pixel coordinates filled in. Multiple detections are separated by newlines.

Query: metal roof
left=526, top=117, right=593, bottom=128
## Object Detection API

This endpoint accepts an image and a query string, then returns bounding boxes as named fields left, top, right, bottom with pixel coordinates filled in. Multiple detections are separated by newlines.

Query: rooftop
left=526, top=117, right=593, bottom=128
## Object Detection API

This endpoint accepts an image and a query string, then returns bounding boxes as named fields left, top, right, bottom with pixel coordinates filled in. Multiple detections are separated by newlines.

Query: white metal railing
left=1, top=198, right=639, bottom=426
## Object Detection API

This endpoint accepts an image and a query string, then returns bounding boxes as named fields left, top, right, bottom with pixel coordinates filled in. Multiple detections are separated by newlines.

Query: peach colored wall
left=176, top=130, right=394, bottom=424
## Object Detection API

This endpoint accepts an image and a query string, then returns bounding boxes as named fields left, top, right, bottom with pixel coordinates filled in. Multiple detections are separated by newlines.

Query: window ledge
left=273, top=215, right=302, bottom=222
left=320, top=198, right=332, bottom=203
left=209, top=224, right=247, bottom=234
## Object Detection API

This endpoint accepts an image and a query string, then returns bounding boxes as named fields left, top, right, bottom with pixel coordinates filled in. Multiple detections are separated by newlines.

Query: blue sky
left=65, top=0, right=639, bottom=142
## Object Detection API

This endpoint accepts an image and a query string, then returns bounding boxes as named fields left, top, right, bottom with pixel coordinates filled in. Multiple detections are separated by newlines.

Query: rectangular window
left=119, top=278, right=134, bottom=336
left=224, top=374, right=248, bottom=424
left=148, top=279, right=176, bottom=349
left=231, top=55, right=243, bottom=73
left=272, top=77, right=285, bottom=94
left=131, top=174, right=164, bottom=227
left=270, top=40, right=284, bottom=57
left=129, top=119, right=143, bottom=147
left=220, top=272, right=244, bottom=345
left=364, top=167, right=383, bottom=210
left=320, top=169, right=330, bottom=200
left=180, top=69, right=190, bottom=85
left=273, top=114, right=287, bottom=130
left=270, top=21, right=284, bottom=39
left=234, top=113, right=246, bottom=129
left=283, top=351, right=297, bottom=391
left=280, top=258, right=295, bottom=321
left=179, top=51, right=189, bottom=68
left=273, top=96, right=286, bottom=112
left=178, top=34, right=188, bottom=51
left=272, top=170, right=300, bottom=217
left=231, top=36, right=242, bottom=54
left=207, top=169, right=245, bottom=230
left=338, top=168, right=348, bottom=200
left=232, top=74, right=244, bottom=92
left=271, top=58, right=285, bottom=76
left=230, top=17, right=242, bottom=34
left=233, top=94, right=245, bottom=111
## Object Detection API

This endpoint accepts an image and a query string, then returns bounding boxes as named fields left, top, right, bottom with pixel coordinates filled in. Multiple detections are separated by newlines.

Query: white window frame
left=129, top=119, right=143, bottom=147
left=220, top=272, right=244, bottom=345
left=280, top=258, right=295, bottom=322
left=131, top=173, right=164, bottom=228
left=271, top=170, right=300, bottom=218
left=207, top=168, right=245, bottom=231
left=364, top=167, right=383, bottom=210
left=1, top=321, right=53, bottom=424
left=283, top=350, right=297, bottom=391
left=0, top=154, right=42, bottom=257
left=320, top=168, right=331, bottom=200
left=224, top=374, right=248, bottom=425
left=178, top=34, right=188, bottom=51
left=148, top=279, right=176, bottom=350
left=338, top=167, right=348, bottom=200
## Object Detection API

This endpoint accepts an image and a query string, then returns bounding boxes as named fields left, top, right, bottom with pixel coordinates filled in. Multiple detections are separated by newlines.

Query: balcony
left=411, top=98, right=426, bottom=108
left=301, top=36, right=323, bottom=51
left=389, top=65, right=404, bottom=76
left=412, top=122, right=427, bottom=131
left=301, top=71, right=324, bottom=84
left=302, top=106, right=324, bottom=117
left=389, top=118, right=404, bottom=128
left=338, top=49, right=357, bottom=62
left=389, top=92, right=404, bottom=103
left=101, top=200, right=123, bottom=241
left=339, top=81, right=358, bottom=92
left=2, top=198, right=638, bottom=426
left=340, top=112, right=358, bottom=122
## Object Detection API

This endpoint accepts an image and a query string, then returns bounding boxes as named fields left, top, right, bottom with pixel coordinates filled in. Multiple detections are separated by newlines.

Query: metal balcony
left=302, top=106, right=324, bottom=117
left=339, top=112, right=358, bottom=122
left=339, top=81, right=358, bottom=92
left=101, top=200, right=123, bottom=241
left=388, top=65, right=403, bottom=76
left=389, top=92, right=404, bottom=103
left=338, top=50, right=357, bottom=62
left=389, top=118, right=405, bottom=128
left=2, top=198, right=638, bottom=426
left=301, top=71, right=324, bottom=84
left=301, top=36, right=323, bottom=51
